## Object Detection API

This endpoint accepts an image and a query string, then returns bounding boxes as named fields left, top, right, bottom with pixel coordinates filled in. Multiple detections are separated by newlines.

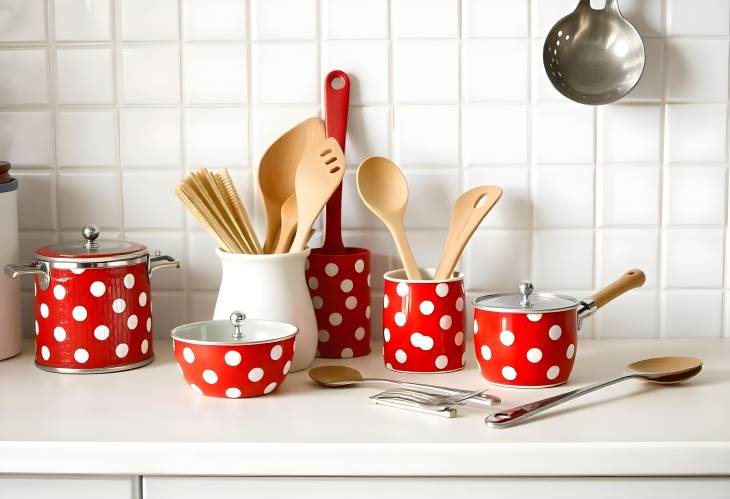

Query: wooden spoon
left=486, top=356, right=703, bottom=428
left=289, top=138, right=346, bottom=253
left=434, top=185, right=503, bottom=280
left=258, top=117, right=325, bottom=253
left=308, top=366, right=500, bottom=406
left=273, top=194, right=298, bottom=253
left=356, top=157, right=421, bottom=280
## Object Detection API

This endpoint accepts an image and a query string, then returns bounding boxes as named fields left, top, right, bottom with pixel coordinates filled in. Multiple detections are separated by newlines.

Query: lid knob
left=518, top=280, right=533, bottom=307
left=82, top=224, right=100, bottom=249
left=230, top=311, right=246, bottom=339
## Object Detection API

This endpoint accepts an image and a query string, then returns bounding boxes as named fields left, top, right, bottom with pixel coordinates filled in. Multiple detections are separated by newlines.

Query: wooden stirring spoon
left=486, top=356, right=703, bottom=428
left=434, top=185, right=503, bottom=280
left=356, top=157, right=421, bottom=280
left=259, top=117, right=325, bottom=253
left=273, top=194, right=298, bottom=253
left=308, top=365, right=500, bottom=406
left=289, top=138, right=346, bottom=253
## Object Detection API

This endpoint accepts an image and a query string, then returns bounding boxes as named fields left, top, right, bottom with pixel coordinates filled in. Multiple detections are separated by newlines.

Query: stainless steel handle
left=148, top=254, right=180, bottom=277
left=368, top=378, right=501, bottom=406
left=370, top=395, right=457, bottom=418
left=485, top=374, right=636, bottom=428
left=4, top=262, right=50, bottom=290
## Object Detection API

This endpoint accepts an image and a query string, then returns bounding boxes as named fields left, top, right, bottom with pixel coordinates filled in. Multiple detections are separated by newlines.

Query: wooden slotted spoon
left=288, top=138, right=346, bottom=253
left=356, top=157, right=421, bottom=280
left=486, top=356, right=703, bottom=428
left=434, top=185, right=503, bottom=280
left=258, top=117, right=325, bottom=253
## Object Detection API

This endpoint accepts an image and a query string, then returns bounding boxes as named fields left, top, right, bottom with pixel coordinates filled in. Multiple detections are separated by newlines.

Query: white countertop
left=0, top=339, right=728, bottom=477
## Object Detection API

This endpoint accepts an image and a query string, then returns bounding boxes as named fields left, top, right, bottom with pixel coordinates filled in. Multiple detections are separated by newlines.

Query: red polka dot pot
left=473, top=269, right=646, bottom=388
left=171, top=311, right=297, bottom=398
left=382, top=269, right=466, bottom=373
left=306, top=248, right=371, bottom=359
left=4, top=224, right=179, bottom=373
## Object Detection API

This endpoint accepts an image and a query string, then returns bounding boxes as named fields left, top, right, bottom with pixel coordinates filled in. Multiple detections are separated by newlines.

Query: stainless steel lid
left=473, top=280, right=579, bottom=313
left=36, top=224, right=148, bottom=263
left=171, top=311, right=298, bottom=346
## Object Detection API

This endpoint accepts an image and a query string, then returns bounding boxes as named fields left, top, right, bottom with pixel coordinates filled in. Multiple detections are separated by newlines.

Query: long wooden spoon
left=486, top=356, right=703, bottom=428
left=258, top=117, right=325, bottom=253
left=308, top=365, right=500, bottom=406
left=289, top=138, right=346, bottom=253
left=356, top=157, right=421, bottom=280
left=434, top=185, right=503, bottom=280
left=273, top=194, right=298, bottom=253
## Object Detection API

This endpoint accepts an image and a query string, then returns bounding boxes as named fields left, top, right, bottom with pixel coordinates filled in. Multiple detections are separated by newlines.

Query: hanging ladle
left=543, top=0, right=645, bottom=105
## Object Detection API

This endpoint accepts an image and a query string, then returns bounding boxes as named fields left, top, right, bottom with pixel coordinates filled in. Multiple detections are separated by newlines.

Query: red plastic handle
left=322, top=70, right=350, bottom=253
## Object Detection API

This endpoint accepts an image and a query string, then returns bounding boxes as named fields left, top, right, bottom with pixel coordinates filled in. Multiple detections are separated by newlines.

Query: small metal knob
left=230, top=311, right=246, bottom=339
left=518, top=280, right=533, bottom=307
left=82, top=224, right=100, bottom=249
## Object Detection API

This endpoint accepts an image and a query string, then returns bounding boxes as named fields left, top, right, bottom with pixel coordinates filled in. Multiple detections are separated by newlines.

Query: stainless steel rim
left=35, top=356, right=154, bottom=374
left=472, top=293, right=579, bottom=314
left=37, top=252, right=149, bottom=266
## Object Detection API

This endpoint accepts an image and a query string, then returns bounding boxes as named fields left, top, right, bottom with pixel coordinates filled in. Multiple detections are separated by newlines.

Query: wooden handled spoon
left=308, top=365, right=500, bottom=406
left=273, top=194, right=298, bottom=253
left=486, top=356, right=703, bottom=428
left=289, top=138, right=346, bottom=253
left=258, top=117, right=325, bottom=253
left=356, top=157, right=421, bottom=280
left=434, top=185, right=503, bottom=280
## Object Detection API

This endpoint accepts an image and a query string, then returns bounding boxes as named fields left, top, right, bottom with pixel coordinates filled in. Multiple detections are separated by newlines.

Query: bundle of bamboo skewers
left=175, top=168, right=262, bottom=254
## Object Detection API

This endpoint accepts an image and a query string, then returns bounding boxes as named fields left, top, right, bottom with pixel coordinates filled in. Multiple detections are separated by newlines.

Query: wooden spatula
left=289, top=138, right=346, bottom=253
left=434, top=185, right=503, bottom=280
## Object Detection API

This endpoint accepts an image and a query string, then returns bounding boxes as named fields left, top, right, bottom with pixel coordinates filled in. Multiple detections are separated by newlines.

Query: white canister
left=213, top=248, right=317, bottom=372
left=0, top=173, right=21, bottom=360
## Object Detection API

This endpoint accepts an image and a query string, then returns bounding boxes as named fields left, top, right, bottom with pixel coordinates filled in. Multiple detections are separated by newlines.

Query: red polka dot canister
left=473, top=270, right=646, bottom=387
left=171, top=311, right=298, bottom=398
left=4, top=224, right=180, bottom=373
left=306, top=248, right=371, bottom=359
left=382, top=269, right=466, bottom=373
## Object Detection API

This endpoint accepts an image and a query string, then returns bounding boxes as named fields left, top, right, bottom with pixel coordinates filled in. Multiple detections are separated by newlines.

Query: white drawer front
left=143, top=476, right=730, bottom=499
left=0, top=475, right=138, bottom=499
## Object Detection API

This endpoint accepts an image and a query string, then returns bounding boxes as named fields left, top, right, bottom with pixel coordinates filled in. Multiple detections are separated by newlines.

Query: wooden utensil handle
left=323, top=70, right=350, bottom=253
left=393, top=229, right=421, bottom=281
left=592, top=269, right=646, bottom=309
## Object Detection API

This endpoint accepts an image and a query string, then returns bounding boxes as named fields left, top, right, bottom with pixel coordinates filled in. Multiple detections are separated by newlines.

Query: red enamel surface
left=34, top=263, right=153, bottom=370
left=473, top=308, right=577, bottom=387
left=306, top=248, right=371, bottom=359
left=172, top=336, right=295, bottom=398
left=382, top=276, right=466, bottom=373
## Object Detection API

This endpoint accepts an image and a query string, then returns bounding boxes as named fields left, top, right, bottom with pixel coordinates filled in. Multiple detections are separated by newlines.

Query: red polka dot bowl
left=4, top=224, right=179, bottom=373
left=473, top=269, right=645, bottom=388
left=382, top=269, right=466, bottom=373
left=306, top=247, right=371, bottom=359
left=171, top=311, right=298, bottom=398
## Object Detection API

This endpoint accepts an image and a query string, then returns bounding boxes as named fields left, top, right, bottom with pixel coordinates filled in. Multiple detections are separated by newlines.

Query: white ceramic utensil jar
left=213, top=248, right=317, bottom=371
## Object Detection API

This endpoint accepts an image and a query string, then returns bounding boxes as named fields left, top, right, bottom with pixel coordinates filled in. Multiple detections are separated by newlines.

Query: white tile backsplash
left=55, top=47, right=114, bottom=105
left=0, top=0, right=46, bottom=42
left=4, top=0, right=730, bottom=339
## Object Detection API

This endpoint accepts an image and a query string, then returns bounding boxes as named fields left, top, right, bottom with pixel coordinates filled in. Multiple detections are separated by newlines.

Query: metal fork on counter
left=370, top=388, right=487, bottom=418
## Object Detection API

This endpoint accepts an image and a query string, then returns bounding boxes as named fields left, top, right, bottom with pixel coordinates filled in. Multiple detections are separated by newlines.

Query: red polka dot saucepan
left=171, top=311, right=297, bottom=398
left=4, top=224, right=180, bottom=373
left=473, top=269, right=646, bottom=388
left=382, top=269, right=466, bottom=373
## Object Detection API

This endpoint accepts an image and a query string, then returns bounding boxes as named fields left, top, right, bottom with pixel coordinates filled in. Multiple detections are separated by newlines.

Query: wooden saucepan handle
left=592, top=269, right=646, bottom=309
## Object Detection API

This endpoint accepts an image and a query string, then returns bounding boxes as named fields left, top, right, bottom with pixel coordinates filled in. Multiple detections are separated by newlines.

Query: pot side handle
left=592, top=269, right=646, bottom=309
left=149, top=254, right=180, bottom=277
left=4, top=262, right=51, bottom=290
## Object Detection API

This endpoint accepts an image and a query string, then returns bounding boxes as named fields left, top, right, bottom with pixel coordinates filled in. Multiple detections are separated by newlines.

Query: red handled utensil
left=306, top=70, right=372, bottom=359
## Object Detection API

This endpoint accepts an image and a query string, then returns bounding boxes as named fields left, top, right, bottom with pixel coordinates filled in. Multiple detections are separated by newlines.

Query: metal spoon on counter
left=543, top=0, right=645, bottom=105
left=486, top=356, right=702, bottom=428
left=309, top=365, right=501, bottom=406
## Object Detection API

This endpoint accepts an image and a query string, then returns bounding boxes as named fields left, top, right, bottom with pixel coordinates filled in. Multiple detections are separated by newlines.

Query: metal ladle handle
left=230, top=311, right=246, bottom=339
